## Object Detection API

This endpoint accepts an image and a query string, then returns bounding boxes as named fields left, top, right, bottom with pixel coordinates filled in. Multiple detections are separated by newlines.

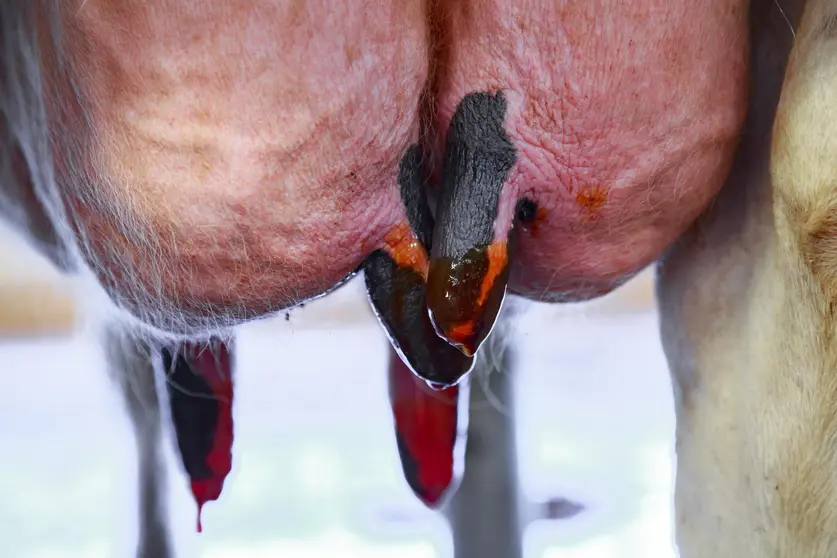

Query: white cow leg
left=103, top=326, right=173, bottom=558
left=445, top=305, right=523, bottom=558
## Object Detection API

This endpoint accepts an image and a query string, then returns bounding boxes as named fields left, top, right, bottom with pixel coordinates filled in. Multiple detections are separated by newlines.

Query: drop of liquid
left=191, top=477, right=225, bottom=534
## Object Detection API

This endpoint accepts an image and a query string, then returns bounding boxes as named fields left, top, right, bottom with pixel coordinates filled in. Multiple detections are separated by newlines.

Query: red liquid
left=389, top=347, right=460, bottom=507
left=182, top=341, right=235, bottom=533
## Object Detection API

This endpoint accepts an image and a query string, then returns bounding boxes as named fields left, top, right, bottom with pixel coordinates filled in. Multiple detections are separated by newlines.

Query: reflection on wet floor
left=0, top=275, right=675, bottom=558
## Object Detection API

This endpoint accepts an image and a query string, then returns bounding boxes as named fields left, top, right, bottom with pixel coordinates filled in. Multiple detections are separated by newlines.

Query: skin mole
left=515, top=198, right=537, bottom=223
left=515, top=197, right=550, bottom=238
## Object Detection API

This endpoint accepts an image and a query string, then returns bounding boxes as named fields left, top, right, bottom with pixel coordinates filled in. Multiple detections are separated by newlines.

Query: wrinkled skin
left=7, top=0, right=837, bottom=556
left=32, top=0, right=745, bottom=340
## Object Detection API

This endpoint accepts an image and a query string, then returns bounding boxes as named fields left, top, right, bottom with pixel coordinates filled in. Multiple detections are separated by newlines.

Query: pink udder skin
left=429, top=0, right=748, bottom=301
left=43, top=0, right=430, bottom=333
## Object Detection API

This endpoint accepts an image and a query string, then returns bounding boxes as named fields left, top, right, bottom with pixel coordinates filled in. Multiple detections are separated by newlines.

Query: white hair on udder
left=0, top=1, right=225, bottom=345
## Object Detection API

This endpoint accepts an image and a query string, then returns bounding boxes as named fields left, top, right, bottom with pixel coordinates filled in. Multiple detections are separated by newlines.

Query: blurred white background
left=0, top=226, right=677, bottom=558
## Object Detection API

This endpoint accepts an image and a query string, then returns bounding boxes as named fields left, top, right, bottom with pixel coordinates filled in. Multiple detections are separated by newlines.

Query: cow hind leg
left=656, top=0, right=837, bottom=555
left=444, top=307, right=524, bottom=558
left=103, top=326, right=173, bottom=558
left=761, top=3, right=837, bottom=549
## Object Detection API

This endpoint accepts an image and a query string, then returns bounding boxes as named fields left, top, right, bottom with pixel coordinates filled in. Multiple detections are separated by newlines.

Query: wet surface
left=388, top=347, right=464, bottom=507
left=162, top=340, right=236, bottom=533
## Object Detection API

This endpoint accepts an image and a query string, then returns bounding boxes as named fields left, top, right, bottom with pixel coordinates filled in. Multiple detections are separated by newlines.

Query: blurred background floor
left=0, top=228, right=675, bottom=558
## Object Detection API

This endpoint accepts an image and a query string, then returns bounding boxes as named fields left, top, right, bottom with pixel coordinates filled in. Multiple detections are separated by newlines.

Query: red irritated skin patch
left=161, top=338, right=235, bottom=534
left=428, top=0, right=749, bottom=302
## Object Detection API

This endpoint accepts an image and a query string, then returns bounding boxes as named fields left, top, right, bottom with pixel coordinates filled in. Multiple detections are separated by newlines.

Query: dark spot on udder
left=515, top=199, right=537, bottom=223
left=516, top=198, right=548, bottom=237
